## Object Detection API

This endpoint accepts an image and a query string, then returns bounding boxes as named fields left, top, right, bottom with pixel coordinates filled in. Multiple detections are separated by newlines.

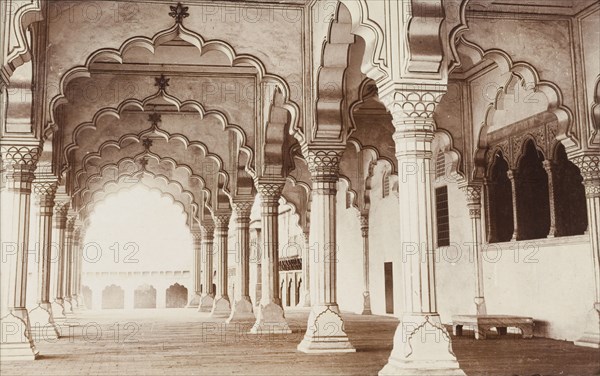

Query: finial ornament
left=169, top=3, right=189, bottom=24
left=148, top=112, right=162, bottom=128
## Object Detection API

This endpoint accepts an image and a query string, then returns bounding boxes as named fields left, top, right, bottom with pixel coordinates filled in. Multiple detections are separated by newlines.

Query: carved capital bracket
left=1, top=143, right=42, bottom=191
left=214, top=213, right=231, bottom=231
left=256, top=180, right=284, bottom=205
left=191, top=230, right=202, bottom=244
left=232, top=200, right=253, bottom=224
left=200, top=222, right=215, bottom=242
left=572, top=154, right=600, bottom=198
left=379, top=85, right=446, bottom=158
left=53, top=200, right=70, bottom=229
left=33, top=179, right=58, bottom=210
left=461, top=184, right=482, bottom=219
left=358, top=213, right=369, bottom=238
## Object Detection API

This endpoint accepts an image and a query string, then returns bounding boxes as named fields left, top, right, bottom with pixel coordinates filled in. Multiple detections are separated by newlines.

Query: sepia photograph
left=0, top=0, right=599, bottom=375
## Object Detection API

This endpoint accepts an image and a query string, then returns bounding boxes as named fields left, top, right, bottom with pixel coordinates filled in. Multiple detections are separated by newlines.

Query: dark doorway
left=554, top=144, right=588, bottom=236
left=102, top=284, right=124, bottom=309
left=517, top=140, right=550, bottom=240
left=296, top=278, right=302, bottom=306
left=165, top=283, right=188, bottom=308
left=384, top=262, right=394, bottom=314
left=134, top=284, right=157, bottom=309
left=488, top=152, right=514, bottom=242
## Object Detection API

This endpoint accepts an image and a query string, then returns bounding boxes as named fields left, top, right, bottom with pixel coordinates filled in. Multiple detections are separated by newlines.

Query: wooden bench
left=452, top=314, right=534, bottom=340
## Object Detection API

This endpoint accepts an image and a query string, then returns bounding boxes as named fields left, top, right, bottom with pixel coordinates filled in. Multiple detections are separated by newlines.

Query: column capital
left=305, top=148, right=344, bottom=179
left=232, top=200, right=253, bottom=215
left=358, top=213, right=369, bottom=237
left=214, top=213, right=231, bottom=229
left=53, top=200, right=70, bottom=229
left=1, top=143, right=42, bottom=192
left=191, top=230, right=202, bottom=242
left=201, top=222, right=215, bottom=240
left=506, top=169, right=518, bottom=181
left=461, top=184, right=482, bottom=219
left=572, top=154, right=600, bottom=198
left=379, top=85, right=446, bottom=126
left=256, top=180, right=284, bottom=205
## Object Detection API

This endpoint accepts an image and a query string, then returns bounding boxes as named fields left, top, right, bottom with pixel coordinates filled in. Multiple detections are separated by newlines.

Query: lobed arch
left=433, top=129, right=466, bottom=183
left=456, top=37, right=576, bottom=179
left=76, top=157, right=209, bottom=214
left=79, top=173, right=198, bottom=226
left=63, top=96, right=253, bottom=176
left=71, top=129, right=226, bottom=196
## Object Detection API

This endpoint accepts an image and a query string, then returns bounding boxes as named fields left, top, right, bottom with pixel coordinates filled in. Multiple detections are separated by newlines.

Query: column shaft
left=378, top=88, right=464, bottom=375
left=228, top=201, right=255, bottom=322
left=187, top=230, right=202, bottom=308
left=29, top=180, right=61, bottom=339
left=198, top=224, right=215, bottom=312
left=250, top=182, right=290, bottom=333
left=211, top=214, right=231, bottom=317
left=298, top=149, right=355, bottom=353
left=359, top=214, right=371, bottom=315
left=462, top=185, right=486, bottom=315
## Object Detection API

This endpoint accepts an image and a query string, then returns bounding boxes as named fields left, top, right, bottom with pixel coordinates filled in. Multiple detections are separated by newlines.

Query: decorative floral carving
left=169, top=2, right=189, bottom=24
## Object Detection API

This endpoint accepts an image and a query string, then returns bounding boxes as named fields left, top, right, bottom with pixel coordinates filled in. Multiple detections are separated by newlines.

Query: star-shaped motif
left=142, top=138, right=153, bottom=150
left=155, top=74, right=170, bottom=91
left=148, top=112, right=162, bottom=126
left=169, top=3, right=189, bottom=24
left=139, top=157, right=149, bottom=170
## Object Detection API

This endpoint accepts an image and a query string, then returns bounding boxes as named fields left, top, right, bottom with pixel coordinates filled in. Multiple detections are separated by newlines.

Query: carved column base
left=250, top=302, right=291, bottom=334
left=361, top=292, right=372, bottom=315
left=186, top=293, right=201, bottom=308
left=474, top=297, right=487, bottom=316
left=0, top=308, right=38, bottom=361
left=575, top=304, right=600, bottom=349
left=63, top=297, right=74, bottom=315
left=297, top=292, right=311, bottom=308
left=75, top=295, right=86, bottom=310
left=51, top=299, right=66, bottom=320
left=226, top=296, right=255, bottom=323
left=297, top=304, right=355, bottom=353
left=210, top=296, right=231, bottom=318
left=198, top=294, right=214, bottom=313
left=28, top=303, right=60, bottom=341
left=379, top=314, right=465, bottom=376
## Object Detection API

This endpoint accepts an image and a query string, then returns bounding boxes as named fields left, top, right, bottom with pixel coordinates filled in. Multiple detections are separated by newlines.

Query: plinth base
left=0, top=310, right=38, bottom=361
left=28, top=303, right=60, bottom=341
left=227, top=297, right=254, bottom=323
left=210, top=296, right=231, bottom=318
left=297, top=304, right=355, bottom=353
left=250, top=302, right=291, bottom=334
left=198, top=294, right=214, bottom=313
left=379, top=313, right=464, bottom=376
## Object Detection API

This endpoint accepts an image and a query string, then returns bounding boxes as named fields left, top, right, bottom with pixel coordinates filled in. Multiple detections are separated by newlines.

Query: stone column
left=543, top=160, right=560, bottom=238
left=574, top=155, right=600, bottom=348
left=62, top=216, right=76, bottom=315
left=69, top=225, right=81, bottom=311
left=187, top=228, right=202, bottom=308
left=211, top=213, right=232, bottom=317
left=73, top=226, right=86, bottom=309
left=462, top=184, right=486, bottom=315
left=298, top=231, right=311, bottom=307
left=198, top=223, right=215, bottom=312
left=0, top=143, right=41, bottom=360
left=28, top=179, right=61, bottom=340
left=250, top=181, right=291, bottom=334
left=51, top=200, right=69, bottom=320
left=359, top=213, right=372, bottom=315
left=298, top=149, right=355, bottom=353
left=507, top=169, right=521, bottom=241
left=378, top=88, right=464, bottom=375
left=228, top=200, right=255, bottom=322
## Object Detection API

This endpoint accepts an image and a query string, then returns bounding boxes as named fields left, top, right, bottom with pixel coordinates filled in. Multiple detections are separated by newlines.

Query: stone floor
left=1, top=309, right=599, bottom=376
